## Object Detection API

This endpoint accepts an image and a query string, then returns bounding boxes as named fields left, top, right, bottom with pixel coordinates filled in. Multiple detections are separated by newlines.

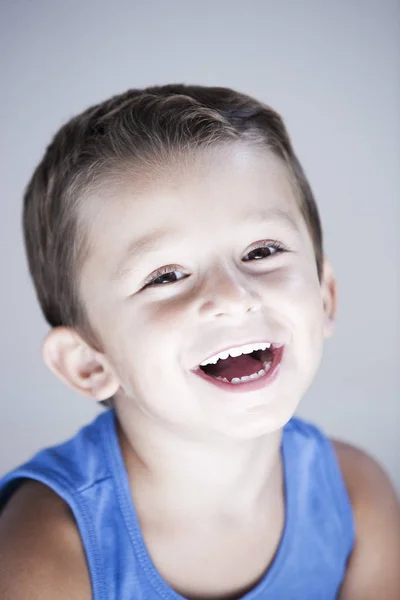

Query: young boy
left=0, top=84, right=399, bottom=600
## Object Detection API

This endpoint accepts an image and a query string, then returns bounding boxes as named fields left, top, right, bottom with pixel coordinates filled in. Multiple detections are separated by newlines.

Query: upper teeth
left=200, top=342, right=271, bottom=366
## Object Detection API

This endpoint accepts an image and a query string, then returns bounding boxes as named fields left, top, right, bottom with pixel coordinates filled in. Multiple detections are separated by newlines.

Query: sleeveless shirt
left=0, top=409, right=354, bottom=599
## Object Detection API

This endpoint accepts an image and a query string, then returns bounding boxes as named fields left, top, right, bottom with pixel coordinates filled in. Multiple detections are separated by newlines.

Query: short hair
left=23, top=83, right=323, bottom=359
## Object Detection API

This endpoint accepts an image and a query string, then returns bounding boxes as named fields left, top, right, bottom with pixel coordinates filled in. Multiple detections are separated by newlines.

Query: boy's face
left=78, top=144, right=334, bottom=439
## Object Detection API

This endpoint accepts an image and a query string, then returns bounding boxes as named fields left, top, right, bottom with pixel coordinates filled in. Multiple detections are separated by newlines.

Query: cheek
left=115, top=296, right=188, bottom=375
left=263, top=266, right=325, bottom=332
left=263, top=264, right=321, bottom=299
left=142, top=294, right=189, bottom=331
left=112, top=293, right=188, bottom=346
left=270, top=268, right=325, bottom=387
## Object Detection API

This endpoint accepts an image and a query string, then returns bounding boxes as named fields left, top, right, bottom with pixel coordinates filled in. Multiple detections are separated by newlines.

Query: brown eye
left=152, top=271, right=180, bottom=285
left=143, top=267, right=187, bottom=288
left=243, top=242, right=285, bottom=262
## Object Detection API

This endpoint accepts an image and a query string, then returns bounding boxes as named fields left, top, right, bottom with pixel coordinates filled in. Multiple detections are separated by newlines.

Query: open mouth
left=192, top=343, right=284, bottom=391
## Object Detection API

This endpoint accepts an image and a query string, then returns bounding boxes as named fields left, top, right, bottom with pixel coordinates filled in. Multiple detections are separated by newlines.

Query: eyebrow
left=111, top=208, right=299, bottom=281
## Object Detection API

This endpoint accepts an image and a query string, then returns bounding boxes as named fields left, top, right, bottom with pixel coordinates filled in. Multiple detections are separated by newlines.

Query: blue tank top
left=0, top=409, right=354, bottom=599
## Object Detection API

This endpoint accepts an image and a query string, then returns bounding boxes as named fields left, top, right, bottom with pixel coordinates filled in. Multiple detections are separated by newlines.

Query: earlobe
left=42, top=327, right=120, bottom=401
left=321, top=258, right=337, bottom=338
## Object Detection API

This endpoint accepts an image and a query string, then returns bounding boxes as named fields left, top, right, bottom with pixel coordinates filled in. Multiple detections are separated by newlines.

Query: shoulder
left=0, top=479, right=91, bottom=600
left=332, top=439, right=400, bottom=599
left=332, top=439, right=399, bottom=513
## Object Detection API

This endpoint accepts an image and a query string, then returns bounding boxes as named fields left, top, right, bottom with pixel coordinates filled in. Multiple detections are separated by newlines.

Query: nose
left=198, top=265, right=262, bottom=322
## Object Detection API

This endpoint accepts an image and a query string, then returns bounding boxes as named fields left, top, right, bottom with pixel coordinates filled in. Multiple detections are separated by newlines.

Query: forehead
left=81, top=144, right=305, bottom=270
left=126, top=144, right=300, bottom=217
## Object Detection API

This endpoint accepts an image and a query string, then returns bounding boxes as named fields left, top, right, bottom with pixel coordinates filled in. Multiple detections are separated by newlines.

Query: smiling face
left=76, top=143, right=335, bottom=439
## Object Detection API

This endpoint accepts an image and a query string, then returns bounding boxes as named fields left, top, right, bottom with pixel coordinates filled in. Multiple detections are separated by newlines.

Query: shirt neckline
left=102, top=408, right=297, bottom=599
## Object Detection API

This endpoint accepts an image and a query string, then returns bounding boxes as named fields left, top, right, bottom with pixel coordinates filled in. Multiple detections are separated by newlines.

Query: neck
left=115, top=402, right=283, bottom=522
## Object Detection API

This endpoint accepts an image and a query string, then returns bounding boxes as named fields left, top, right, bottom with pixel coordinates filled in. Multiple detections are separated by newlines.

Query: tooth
left=200, top=356, right=216, bottom=366
left=228, top=347, right=242, bottom=358
left=260, top=342, right=271, bottom=350
left=242, top=344, right=255, bottom=354
left=201, top=341, right=273, bottom=366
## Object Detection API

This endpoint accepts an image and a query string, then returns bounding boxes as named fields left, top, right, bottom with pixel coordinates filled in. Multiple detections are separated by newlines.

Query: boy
left=0, top=84, right=399, bottom=599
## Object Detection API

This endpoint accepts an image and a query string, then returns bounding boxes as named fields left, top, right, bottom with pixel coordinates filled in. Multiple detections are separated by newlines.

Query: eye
left=143, top=266, right=187, bottom=288
left=243, top=240, right=287, bottom=262
left=141, top=241, right=287, bottom=290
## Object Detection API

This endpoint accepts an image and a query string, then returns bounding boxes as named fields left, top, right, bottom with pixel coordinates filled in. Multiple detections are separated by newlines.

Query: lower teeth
left=215, top=361, right=272, bottom=385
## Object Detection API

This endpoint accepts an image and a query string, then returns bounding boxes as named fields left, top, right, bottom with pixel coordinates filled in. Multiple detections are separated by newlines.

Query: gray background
left=1, top=0, right=399, bottom=490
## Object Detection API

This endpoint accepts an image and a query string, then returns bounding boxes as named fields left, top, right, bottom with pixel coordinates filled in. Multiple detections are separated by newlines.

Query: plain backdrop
left=0, top=0, right=399, bottom=490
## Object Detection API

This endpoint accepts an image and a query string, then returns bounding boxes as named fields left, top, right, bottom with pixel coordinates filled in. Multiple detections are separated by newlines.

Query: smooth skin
left=1, top=144, right=399, bottom=598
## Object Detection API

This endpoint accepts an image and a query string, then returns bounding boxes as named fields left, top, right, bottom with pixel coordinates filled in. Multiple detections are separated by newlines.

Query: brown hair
left=23, top=83, right=323, bottom=367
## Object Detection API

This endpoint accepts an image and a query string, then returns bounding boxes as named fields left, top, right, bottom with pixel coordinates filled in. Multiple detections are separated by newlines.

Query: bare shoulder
left=332, top=439, right=399, bottom=509
left=0, top=479, right=91, bottom=600
left=332, top=439, right=400, bottom=599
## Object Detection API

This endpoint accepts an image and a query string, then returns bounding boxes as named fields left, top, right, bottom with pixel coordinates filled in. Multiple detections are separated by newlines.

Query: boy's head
left=24, top=84, right=336, bottom=439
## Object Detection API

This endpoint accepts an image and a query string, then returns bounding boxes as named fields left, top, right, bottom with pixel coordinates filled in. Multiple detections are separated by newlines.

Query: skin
left=0, top=143, right=399, bottom=598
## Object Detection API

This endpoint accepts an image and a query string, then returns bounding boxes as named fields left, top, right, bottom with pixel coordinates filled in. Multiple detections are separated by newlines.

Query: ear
left=321, top=258, right=337, bottom=339
left=42, top=327, right=120, bottom=401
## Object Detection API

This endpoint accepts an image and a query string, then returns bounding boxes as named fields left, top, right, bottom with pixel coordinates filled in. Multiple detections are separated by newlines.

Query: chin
left=219, top=397, right=300, bottom=440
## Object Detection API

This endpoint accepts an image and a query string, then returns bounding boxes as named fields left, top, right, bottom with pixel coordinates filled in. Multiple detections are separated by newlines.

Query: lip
left=191, top=345, right=284, bottom=393
left=193, top=339, right=284, bottom=370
